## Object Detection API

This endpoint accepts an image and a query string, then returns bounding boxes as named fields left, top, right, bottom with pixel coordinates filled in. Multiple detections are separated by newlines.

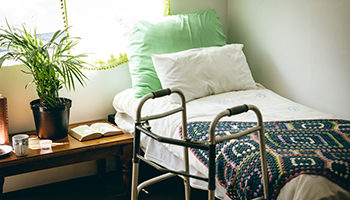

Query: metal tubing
left=140, top=107, right=184, bottom=121
left=134, top=88, right=193, bottom=200
left=136, top=125, right=209, bottom=150
left=208, top=144, right=216, bottom=200
left=131, top=124, right=141, bottom=200
left=136, top=93, right=154, bottom=123
left=136, top=88, right=186, bottom=123
left=209, top=190, right=215, bottom=200
left=248, top=105, right=269, bottom=200
left=175, top=89, right=191, bottom=200
left=131, top=163, right=139, bottom=200
left=215, top=126, right=261, bottom=143
left=133, top=124, right=141, bottom=160
left=137, top=173, right=177, bottom=195
left=137, top=155, right=208, bottom=181
left=209, top=104, right=269, bottom=200
left=209, top=109, right=229, bottom=144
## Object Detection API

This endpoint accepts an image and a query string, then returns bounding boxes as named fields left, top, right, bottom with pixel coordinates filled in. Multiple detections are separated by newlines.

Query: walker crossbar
left=136, top=173, right=177, bottom=195
left=131, top=88, right=269, bottom=200
left=140, top=107, right=184, bottom=122
left=135, top=124, right=209, bottom=150
left=137, top=155, right=209, bottom=181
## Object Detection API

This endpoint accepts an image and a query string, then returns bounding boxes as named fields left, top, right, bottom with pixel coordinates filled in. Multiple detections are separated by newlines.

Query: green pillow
left=119, top=9, right=227, bottom=98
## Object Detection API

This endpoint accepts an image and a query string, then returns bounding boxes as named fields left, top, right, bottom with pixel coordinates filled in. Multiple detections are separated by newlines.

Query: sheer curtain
left=0, top=0, right=65, bottom=66
left=66, top=0, right=167, bottom=70
left=0, top=0, right=65, bottom=33
left=0, top=0, right=169, bottom=69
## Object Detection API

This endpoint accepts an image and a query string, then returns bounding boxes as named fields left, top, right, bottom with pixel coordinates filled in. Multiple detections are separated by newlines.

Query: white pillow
left=151, top=44, right=257, bottom=104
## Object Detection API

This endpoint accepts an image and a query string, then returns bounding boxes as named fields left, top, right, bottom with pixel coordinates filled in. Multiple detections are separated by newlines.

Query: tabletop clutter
left=12, top=134, right=29, bottom=156
left=8, top=133, right=53, bottom=157
left=1, top=94, right=54, bottom=157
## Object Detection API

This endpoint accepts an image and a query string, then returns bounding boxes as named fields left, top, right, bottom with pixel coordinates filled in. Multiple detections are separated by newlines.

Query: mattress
left=113, top=85, right=350, bottom=199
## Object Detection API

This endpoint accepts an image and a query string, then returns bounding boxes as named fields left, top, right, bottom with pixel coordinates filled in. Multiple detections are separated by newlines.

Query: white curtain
left=0, top=0, right=169, bottom=69
left=65, top=0, right=166, bottom=69
left=0, top=0, right=65, bottom=66
left=0, top=0, right=65, bottom=33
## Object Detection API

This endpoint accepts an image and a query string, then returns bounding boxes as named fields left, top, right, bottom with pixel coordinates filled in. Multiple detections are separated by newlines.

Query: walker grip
left=227, top=104, right=249, bottom=116
left=152, top=88, right=171, bottom=98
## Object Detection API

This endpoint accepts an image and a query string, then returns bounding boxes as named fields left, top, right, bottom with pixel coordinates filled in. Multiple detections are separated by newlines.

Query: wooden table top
left=0, top=119, right=134, bottom=168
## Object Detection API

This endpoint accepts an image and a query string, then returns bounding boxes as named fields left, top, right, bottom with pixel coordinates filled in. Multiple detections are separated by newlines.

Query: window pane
left=65, top=0, right=165, bottom=69
left=1, top=0, right=167, bottom=68
left=0, top=0, right=64, bottom=66
left=0, top=0, right=64, bottom=34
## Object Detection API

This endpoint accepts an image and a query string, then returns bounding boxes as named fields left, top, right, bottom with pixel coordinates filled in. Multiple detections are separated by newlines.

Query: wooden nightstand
left=0, top=119, right=133, bottom=198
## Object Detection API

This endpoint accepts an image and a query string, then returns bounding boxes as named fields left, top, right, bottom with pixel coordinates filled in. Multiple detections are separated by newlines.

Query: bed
left=113, top=86, right=350, bottom=200
left=114, top=9, right=350, bottom=199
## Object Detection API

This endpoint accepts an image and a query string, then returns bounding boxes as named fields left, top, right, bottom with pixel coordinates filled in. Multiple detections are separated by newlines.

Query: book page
left=69, top=125, right=103, bottom=141
left=89, top=123, right=121, bottom=135
left=70, top=123, right=122, bottom=141
left=71, top=125, right=96, bottom=135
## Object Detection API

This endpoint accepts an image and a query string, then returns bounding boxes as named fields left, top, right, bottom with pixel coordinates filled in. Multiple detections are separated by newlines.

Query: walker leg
left=131, top=126, right=141, bottom=200
left=208, top=144, right=216, bottom=200
left=208, top=190, right=215, bottom=200
left=183, top=146, right=191, bottom=200
left=131, top=162, right=139, bottom=200
left=184, top=176, right=191, bottom=200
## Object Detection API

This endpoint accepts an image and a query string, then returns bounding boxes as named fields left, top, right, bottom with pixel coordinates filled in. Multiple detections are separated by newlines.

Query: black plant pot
left=30, top=98, right=72, bottom=140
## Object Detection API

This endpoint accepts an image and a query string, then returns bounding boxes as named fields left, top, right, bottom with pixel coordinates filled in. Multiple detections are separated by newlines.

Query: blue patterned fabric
left=179, top=119, right=350, bottom=199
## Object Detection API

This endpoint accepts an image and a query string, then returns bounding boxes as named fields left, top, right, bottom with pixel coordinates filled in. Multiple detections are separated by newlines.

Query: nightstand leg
left=0, top=173, right=4, bottom=200
left=97, top=158, right=107, bottom=178
left=121, top=143, right=132, bottom=198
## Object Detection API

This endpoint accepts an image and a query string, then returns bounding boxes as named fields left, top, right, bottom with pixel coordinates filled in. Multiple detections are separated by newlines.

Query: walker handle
left=227, top=104, right=249, bottom=116
left=151, top=88, right=171, bottom=98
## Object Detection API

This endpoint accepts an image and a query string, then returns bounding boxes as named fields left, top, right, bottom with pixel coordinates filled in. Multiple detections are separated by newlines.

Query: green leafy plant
left=0, top=23, right=88, bottom=107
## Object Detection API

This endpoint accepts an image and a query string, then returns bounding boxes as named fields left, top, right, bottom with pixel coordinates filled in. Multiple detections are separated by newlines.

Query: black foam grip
left=152, top=88, right=171, bottom=98
left=227, top=104, right=249, bottom=116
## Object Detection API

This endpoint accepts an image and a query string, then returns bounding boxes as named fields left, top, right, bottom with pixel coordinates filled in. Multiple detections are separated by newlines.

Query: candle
left=0, top=94, right=9, bottom=145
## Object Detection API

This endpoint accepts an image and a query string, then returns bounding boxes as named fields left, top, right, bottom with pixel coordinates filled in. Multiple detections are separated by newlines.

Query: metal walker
left=131, top=88, right=269, bottom=200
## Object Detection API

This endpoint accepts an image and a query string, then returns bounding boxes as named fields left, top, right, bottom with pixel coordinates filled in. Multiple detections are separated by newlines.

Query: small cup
left=39, top=139, right=52, bottom=150
left=12, top=134, right=29, bottom=157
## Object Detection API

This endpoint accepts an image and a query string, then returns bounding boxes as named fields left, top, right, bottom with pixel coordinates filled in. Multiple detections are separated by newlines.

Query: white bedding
left=113, top=85, right=350, bottom=199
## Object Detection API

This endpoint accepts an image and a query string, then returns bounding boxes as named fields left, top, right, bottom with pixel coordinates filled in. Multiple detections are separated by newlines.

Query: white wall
left=228, top=0, right=350, bottom=120
left=170, top=0, right=228, bottom=37
left=0, top=0, right=227, bottom=193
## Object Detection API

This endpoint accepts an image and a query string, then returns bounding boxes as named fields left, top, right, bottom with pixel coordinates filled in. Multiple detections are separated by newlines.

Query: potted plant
left=0, top=23, right=88, bottom=139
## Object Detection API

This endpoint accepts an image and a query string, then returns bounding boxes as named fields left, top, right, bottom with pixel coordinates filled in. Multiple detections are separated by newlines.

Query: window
left=0, top=0, right=170, bottom=69
left=0, top=0, right=65, bottom=66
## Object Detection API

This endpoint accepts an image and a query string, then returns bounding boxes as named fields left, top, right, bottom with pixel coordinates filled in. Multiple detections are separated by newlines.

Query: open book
left=69, top=123, right=123, bottom=141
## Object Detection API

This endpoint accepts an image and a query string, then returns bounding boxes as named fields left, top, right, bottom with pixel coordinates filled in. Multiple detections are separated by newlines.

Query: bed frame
left=131, top=88, right=269, bottom=200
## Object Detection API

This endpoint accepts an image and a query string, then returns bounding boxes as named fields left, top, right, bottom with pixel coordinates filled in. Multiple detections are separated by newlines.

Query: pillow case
left=151, top=44, right=257, bottom=104
left=118, top=9, right=226, bottom=98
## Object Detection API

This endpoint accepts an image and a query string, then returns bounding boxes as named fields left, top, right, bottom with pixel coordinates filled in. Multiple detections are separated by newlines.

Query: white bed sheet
left=113, top=85, right=350, bottom=200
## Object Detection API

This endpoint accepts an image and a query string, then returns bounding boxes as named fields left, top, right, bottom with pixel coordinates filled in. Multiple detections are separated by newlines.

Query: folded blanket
left=179, top=119, right=350, bottom=200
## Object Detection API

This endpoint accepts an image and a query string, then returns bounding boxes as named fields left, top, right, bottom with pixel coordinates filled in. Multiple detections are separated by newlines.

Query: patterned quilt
left=179, top=119, right=350, bottom=200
